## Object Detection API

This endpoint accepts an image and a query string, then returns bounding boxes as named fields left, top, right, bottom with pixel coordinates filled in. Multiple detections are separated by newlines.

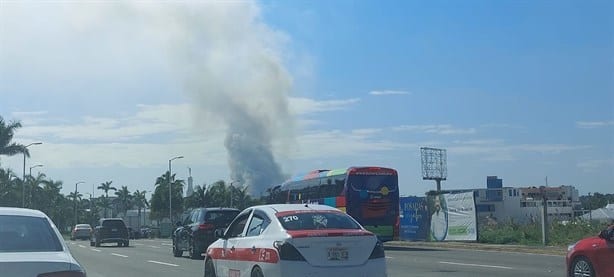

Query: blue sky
left=0, top=1, right=612, bottom=198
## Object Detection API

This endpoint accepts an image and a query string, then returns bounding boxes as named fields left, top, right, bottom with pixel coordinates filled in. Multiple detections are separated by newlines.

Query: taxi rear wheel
left=251, top=266, right=264, bottom=277
left=204, top=258, right=216, bottom=277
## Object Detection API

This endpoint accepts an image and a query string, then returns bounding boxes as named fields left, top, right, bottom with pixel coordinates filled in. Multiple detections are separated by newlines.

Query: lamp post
left=29, top=164, right=43, bottom=177
left=27, top=164, right=43, bottom=207
left=74, top=181, right=85, bottom=228
left=22, top=142, right=42, bottom=208
left=168, top=156, right=183, bottom=224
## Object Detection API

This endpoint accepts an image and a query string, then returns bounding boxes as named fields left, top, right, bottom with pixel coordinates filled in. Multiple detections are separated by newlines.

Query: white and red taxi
left=203, top=204, right=387, bottom=277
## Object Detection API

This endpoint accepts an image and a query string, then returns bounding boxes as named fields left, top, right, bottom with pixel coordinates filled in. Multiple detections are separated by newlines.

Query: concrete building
left=466, top=176, right=580, bottom=224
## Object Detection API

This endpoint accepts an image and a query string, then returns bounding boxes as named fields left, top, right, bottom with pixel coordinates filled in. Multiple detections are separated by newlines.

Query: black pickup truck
left=90, top=218, right=130, bottom=247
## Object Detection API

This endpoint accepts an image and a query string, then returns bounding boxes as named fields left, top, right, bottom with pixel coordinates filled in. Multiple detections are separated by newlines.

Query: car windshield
left=0, top=215, right=63, bottom=252
left=277, top=212, right=361, bottom=230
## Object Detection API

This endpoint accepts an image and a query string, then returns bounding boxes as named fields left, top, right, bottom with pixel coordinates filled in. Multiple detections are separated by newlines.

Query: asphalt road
left=66, top=239, right=566, bottom=277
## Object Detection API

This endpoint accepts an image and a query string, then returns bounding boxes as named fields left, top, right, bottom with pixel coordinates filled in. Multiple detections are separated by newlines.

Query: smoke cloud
left=133, top=2, right=294, bottom=195
left=2, top=1, right=294, bottom=195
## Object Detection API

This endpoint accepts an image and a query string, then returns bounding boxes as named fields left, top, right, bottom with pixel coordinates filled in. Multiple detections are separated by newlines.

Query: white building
left=459, top=179, right=580, bottom=224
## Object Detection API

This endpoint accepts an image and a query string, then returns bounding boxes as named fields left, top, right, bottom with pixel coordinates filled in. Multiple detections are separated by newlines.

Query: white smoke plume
left=1, top=1, right=294, bottom=195
left=132, top=2, right=295, bottom=195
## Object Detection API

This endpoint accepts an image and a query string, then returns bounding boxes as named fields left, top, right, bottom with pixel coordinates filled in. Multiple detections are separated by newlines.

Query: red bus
left=267, top=166, right=399, bottom=242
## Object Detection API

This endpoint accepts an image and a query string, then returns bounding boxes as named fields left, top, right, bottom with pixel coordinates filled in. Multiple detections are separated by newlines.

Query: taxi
left=203, top=204, right=387, bottom=277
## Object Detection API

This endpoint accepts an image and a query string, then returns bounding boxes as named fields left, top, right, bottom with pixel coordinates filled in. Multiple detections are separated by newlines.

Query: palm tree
left=27, top=172, right=47, bottom=208
left=133, top=190, right=149, bottom=227
left=149, top=171, right=184, bottom=221
left=39, top=179, right=63, bottom=224
left=68, top=191, right=82, bottom=202
left=0, top=167, right=19, bottom=206
left=98, top=196, right=112, bottom=218
left=0, top=117, right=29, bottom=166
left=98, top=181, right=117, bottom=197
left=184, top=185, right=206, bottom=209
left=114, top=186, right=132, bottom=217
left=97, top=181, right=116, bottom=217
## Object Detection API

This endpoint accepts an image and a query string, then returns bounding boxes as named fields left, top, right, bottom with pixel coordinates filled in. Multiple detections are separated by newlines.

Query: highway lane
left=66, top=239, right=566, bottom=277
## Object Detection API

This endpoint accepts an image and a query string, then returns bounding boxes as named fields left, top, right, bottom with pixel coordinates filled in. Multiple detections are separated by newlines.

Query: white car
left=0, top=207, right=87, bottom=277
left=203, top=204, right=387, bottom=277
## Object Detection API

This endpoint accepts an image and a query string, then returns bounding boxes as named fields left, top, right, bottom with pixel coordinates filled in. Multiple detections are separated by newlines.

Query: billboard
left=426, top=191, right=477, bottom=241
left=399, top=197, right=429, bottom=241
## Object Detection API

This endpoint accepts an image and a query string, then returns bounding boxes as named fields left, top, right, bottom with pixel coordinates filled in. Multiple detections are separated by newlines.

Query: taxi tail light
left=274, top=241, right=306, bottom=261
left=368, top=240, right=385, bottom=259
left=38, top=271, right=86, bottom=277
left=199, top=223, right=214, bottom=230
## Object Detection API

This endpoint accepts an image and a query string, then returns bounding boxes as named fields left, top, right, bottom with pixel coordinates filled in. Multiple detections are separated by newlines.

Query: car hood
left=0, top=251, right=83, bottom=275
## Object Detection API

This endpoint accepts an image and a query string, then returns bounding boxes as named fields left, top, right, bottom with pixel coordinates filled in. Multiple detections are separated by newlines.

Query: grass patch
left=478, top=220, right=605, bottom=246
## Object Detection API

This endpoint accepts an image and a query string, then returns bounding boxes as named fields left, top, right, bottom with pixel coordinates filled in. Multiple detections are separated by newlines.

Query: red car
left=566, top=226, right=614, bottom=277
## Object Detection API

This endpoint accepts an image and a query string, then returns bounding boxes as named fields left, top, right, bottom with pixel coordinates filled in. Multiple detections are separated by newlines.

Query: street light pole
left=28, top=164, right=43, bottom=207
left=74, top=181, right=85, bottom=228
left=22, top=142, right=42, bottom=208
left=168, top=156, right=183, bottom=225
left=29, top=164, right=43, bottom=177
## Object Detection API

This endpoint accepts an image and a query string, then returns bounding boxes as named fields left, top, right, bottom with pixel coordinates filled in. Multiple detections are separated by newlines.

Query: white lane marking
left=111, top=253, right=129, bottom=258
left=385, top=256, right=394, bottom=259
left=78, top=245, right=86, bottom=248
left=147, top=260, right=179, bottom=267
left=150, top=246, right=161, bottom=249
left=161, top=243, right=172, bottom=246
left=439, top=261, right=513, bottom=270
left=91, top=249, right=102, bottom=252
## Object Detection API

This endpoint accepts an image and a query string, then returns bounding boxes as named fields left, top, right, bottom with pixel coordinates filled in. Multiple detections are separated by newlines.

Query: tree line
left=0, top=115, right=262, bottom=231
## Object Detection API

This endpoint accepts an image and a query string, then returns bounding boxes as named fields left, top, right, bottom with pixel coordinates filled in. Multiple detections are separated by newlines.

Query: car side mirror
left=214, top=228, right=226, bottom=239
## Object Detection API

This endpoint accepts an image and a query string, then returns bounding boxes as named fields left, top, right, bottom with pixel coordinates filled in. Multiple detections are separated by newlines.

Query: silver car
left=0, top=207, right=86, bottom=277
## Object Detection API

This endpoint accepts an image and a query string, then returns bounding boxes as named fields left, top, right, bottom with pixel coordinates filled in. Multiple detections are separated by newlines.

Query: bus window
left=335, top=177, right=345, bottom=195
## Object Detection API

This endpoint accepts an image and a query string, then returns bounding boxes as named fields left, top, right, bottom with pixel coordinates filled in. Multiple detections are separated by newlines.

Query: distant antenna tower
left=420, top=147, right=448, bottom=191
left=186, top=167, right=194, bottom=197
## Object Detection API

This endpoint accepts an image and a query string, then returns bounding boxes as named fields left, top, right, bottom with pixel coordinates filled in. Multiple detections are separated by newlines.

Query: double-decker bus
left=267, top=166, right=399, bottom=242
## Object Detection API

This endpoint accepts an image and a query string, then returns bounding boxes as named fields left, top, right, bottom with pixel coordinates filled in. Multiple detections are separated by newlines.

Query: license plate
left=327, top=248, right=348, bottom=261
left=111, top=228, right=117, bottom=232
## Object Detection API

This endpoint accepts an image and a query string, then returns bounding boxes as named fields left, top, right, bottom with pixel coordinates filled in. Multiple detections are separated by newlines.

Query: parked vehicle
left=203, top=204, right=387, bottom=277
left=173, top=207, right=240, bottom=259
left=0, top=207, right=87, bottom=277
left=70, top=224, right=92, bottom=240
left=90, top=218, right=130, bottom=247
left=566, top=226, right=614, bottom=277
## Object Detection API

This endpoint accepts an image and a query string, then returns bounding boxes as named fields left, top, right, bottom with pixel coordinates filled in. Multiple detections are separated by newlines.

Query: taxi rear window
left=277, top=212, right=360, bottom=230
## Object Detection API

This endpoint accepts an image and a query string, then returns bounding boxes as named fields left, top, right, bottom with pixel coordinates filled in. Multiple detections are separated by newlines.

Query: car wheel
left=189, top=239, right=201, bottom=259
left=173, top=243, right=183, bottom=257
left=95, top=241, right=100, bottom=247
left=204, top=258, right=216, bottom=277
left=251, top=266, right=264, bottom=277
left=90, top=241, right=95, bottom=247
left=124, top=241, right=130, bottom=247
left=571, top=257, right=595, bottom=277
